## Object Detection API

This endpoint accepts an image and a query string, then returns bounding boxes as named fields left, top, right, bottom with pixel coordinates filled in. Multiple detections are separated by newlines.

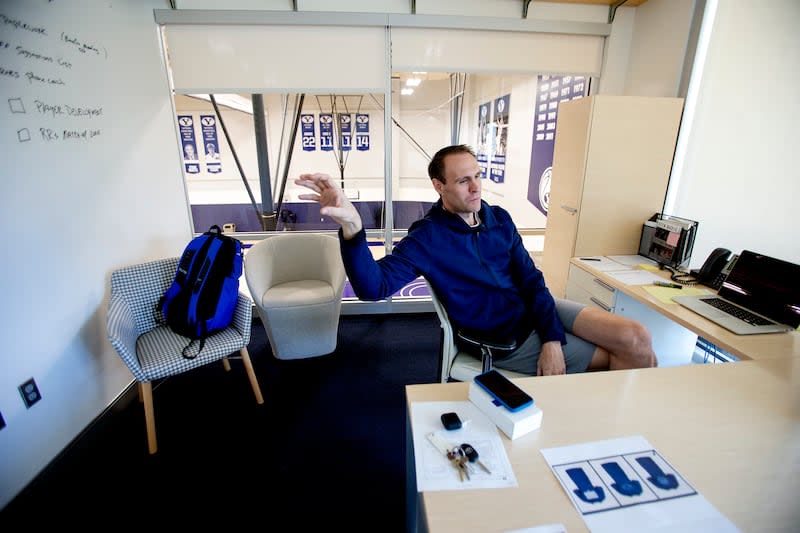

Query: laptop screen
left=718, top=250, right=800, bottom=328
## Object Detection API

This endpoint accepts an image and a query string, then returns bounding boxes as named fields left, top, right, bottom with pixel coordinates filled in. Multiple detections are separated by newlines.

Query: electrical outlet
left=19, top=377, right=42, bottom=408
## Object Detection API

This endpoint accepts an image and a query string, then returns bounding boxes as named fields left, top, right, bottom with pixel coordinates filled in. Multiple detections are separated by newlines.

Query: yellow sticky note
left=644, top=285, right=709, bottom=304
left=638, top=264, right=660, bottom=272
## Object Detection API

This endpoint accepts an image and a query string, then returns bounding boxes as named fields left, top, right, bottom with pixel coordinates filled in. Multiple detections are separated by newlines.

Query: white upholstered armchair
left=245, top=233, right=346, bottom=360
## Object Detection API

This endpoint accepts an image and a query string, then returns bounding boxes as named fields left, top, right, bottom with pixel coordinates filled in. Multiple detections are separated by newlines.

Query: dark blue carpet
left=2, top=313, right=441, bottom=529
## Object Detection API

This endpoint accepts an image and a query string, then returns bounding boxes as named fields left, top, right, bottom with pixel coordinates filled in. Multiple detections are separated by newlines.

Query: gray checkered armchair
left=107, top=257, right=264, bottom=454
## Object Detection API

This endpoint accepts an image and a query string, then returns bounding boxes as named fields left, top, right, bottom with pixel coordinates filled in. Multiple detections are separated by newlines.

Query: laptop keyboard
left=700, top=297, right=775, bottom=326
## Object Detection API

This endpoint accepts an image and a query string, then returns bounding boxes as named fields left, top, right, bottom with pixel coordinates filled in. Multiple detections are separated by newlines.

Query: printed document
left=411, top=400, right=517, bottom=491
left=541, top=435, right=739, bottom=533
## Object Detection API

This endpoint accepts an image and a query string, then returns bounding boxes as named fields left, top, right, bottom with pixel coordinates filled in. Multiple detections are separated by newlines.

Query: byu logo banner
left=490, top=94, right=510, bottom=184
left=178, top=114, right=200, bottom=174
left=356, top=113, right=370, bottom=151
left=200, top=114, right=222, bottom=174
left=301, top=113, right=316, bottom=151
left=319, top=113, right=333, bottom=151
left=527, top=75, right=587, bottom=214
left=476, top=102, right=492, bottom=179
left=339, top=113, right=352, bottom=151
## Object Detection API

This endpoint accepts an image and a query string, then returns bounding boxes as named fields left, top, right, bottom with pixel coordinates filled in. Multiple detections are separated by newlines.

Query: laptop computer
left=672, top=250, right=800, bottom=335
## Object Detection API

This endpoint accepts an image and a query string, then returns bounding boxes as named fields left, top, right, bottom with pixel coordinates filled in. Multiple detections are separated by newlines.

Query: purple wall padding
left=192, top=201, right=433, bottom=233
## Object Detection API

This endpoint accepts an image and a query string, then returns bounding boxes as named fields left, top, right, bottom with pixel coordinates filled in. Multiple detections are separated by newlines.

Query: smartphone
left=473, top=370, right=533, bottom=412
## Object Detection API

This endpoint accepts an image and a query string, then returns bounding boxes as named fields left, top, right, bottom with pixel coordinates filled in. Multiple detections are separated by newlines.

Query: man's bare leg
left=571, top=307, right=657, bottom=370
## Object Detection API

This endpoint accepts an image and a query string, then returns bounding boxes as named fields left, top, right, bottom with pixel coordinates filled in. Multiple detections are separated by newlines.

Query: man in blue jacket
left=295, top=144, right=656, bottom=375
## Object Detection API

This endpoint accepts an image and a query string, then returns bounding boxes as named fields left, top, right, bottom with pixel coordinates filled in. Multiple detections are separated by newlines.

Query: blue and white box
left=468, top=381, right=543, bottom=440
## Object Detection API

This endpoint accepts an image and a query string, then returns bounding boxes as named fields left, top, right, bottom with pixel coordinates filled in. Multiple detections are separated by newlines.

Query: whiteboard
left=0, top=0, right=191, bottom=508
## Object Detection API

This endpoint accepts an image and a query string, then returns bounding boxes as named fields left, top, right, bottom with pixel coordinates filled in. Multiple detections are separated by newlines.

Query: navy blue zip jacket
left=339, top=199, right=567, bottom=348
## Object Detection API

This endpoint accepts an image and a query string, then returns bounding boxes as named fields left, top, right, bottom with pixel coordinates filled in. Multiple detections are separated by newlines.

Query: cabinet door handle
left=589, top=297, right=612, bottom=312
left=593, top=278, right=615, bottom=292
left=560, top=204, right=577, bottom=214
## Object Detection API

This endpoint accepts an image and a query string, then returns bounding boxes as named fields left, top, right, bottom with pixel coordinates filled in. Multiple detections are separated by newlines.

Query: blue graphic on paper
left=567, top=467, right=605, bottom=503
left=178, top=114, right=200, bottom=174
left=319, top=113, right=333, bottom=151
left=636, top=456, right=679, bottom=490
left=339, top=113, right=352, bottom=151
left=527, top=75, right=588, bottom=214
left=355, top=113, right=370, bottom=151
left=489, top=94, right=510, bottom=183
left=602, top=462, right=642, bottom=497
left=555, top=449, right=694, bottom=517
left=476, top=102, right=492, bottom=179
left=200, top=114, right=221, bottom=174
left=301, top=114, right=316, bottom=151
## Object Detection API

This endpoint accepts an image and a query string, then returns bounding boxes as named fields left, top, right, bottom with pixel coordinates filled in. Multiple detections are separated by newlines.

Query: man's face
left=433, top=152, right=482, bottom=220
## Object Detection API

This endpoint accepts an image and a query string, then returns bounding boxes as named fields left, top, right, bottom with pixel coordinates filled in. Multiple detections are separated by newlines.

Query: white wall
left=667, top=0, right=800, bottom=266
left=0, top=0, right=188, bottom=508
left=624, top=0, right=695, bottom=96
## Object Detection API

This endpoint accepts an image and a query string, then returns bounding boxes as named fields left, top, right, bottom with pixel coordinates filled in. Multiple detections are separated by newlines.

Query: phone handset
left=691, top=248, right=735, bottom=289
left=670, top=247, right=735, bottom=288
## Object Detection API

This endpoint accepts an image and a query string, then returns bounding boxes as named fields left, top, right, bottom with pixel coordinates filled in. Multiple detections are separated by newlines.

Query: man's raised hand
left=294, top=173, right=363, bottom=238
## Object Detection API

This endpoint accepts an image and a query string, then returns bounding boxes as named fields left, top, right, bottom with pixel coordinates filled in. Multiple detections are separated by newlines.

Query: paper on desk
left=644, top=285, right=712, bottom=304
left=575, top=256, right=632, bottom=272
left=606, top=255, right=659, bottom=268
left=411, top=401, right=517, bottom=492
left=541, top=435, right=740, bottom=533
left=605, top=270, right=666, bottom=286
left=506, top=525, right=566, bottom=533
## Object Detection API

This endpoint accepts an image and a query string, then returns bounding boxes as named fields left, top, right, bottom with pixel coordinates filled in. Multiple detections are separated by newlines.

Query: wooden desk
left=406, top=357, right=800, bottom=532
left=569, top=258, right=800, bottom=361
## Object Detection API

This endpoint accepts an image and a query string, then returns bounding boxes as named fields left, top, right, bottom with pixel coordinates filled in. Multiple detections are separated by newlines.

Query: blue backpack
left=157, top=225, right=244, bottom=359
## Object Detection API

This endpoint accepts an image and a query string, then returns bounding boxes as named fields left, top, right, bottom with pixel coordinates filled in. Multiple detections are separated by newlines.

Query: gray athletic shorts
left=493, top=298, right=596, bottom=375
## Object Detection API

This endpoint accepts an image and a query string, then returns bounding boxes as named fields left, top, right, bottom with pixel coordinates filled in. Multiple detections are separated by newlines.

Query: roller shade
left=391, top=27, right=604, bottom=76
left=165, top=25, right=387, bottom=93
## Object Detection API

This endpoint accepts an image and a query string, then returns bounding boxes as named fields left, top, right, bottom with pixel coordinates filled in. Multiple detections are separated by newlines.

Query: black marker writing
left=16, top=46, right=54, bottom=64
left=33, top=99, right=102, bottom=118
left=0, top=14, right=47, bottom=35
left=0, top=66, right=20, bottom=79
left=25, top=70, right=65, bottom=86
left=61, top=32, right=101, bottom=56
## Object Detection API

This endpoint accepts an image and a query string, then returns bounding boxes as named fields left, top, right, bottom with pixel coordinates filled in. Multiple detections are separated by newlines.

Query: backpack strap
left=154, top=242, right=202, bottom=325
left=181, top=337, right=206, bottom=359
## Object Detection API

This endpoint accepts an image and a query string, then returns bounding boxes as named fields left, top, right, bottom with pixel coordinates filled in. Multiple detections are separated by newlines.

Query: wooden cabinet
left=565, top=263, right=617, bottom=311
left=541, top=96, right=684, bottom=298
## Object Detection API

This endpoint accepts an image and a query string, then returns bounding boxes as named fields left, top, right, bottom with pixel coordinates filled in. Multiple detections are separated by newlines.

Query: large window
left=174, top=71, right=589, bottom=238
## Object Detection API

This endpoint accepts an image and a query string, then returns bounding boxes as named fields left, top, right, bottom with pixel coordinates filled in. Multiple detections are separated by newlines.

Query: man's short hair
left=427, top=144, right=476, bottom=183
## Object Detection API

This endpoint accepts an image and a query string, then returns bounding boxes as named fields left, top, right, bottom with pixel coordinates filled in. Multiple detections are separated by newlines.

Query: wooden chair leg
left=222, top=356, right=231, bottom=372
left=140, top=381, right=157, bottom=454
left=240, top=347, right=264, bottom=404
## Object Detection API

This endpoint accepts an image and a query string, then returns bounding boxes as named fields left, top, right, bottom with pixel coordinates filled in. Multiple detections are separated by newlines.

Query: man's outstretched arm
left=294, top=172, right=418, bottom=300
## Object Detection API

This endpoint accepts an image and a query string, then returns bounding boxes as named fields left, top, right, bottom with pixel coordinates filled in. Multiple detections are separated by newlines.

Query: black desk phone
left=690, top=248, right=738, bottom=289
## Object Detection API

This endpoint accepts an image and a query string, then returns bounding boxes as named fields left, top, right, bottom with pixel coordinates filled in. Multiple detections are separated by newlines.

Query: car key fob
left=440, top=412, right=462, bottom=430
